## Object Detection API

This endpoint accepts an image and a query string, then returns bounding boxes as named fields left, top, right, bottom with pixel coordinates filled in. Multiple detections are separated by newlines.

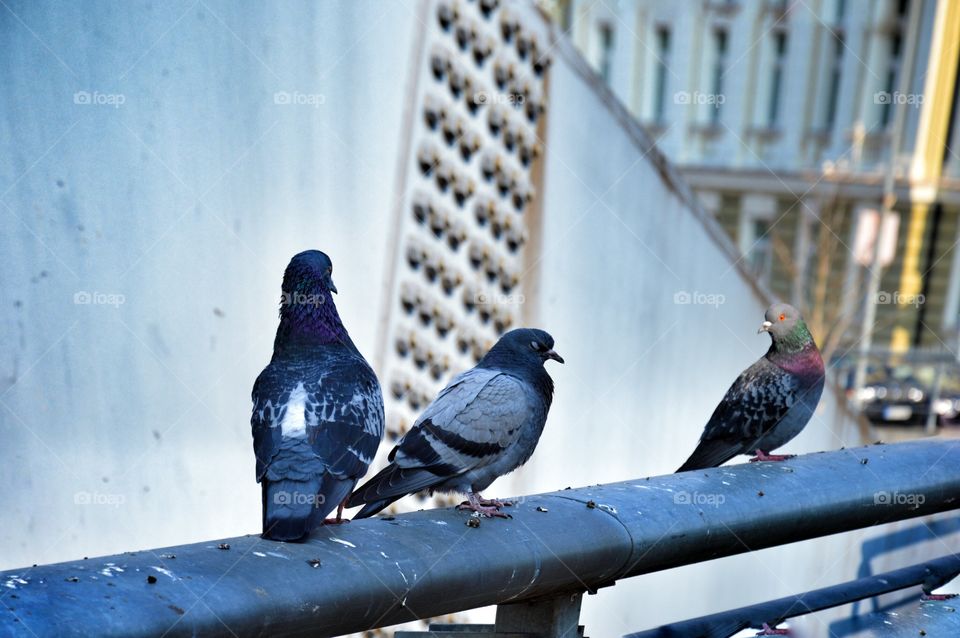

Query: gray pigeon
left=347, top=328, right=563, bottom=518
left=252, top=250, right=384, bottom=541
left=677, top=303, right=824, bottom=472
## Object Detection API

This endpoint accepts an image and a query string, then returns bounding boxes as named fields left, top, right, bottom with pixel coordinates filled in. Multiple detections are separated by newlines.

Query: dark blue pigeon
left=347, top=328, right=562, bottom=518
left=252, top=250, right=384, bottom=541
left=677, top=303, right=825, bottom=472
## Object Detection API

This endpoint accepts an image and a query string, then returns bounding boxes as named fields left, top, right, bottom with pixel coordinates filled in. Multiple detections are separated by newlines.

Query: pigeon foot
left=749, top=450, right=795, bottom=463
left=322, top=501, right=349, bottom=525
left=922, top=593, right=958, bottom=601
left=458, top=492, right=512, bottom=518
left=755, top=623, right=790, bottom=636
left=478, top=497, right=514, bottom=508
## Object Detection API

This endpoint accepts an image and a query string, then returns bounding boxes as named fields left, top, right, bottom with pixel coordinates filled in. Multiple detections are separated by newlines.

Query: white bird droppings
left=330, top=538, right=356, bottom=548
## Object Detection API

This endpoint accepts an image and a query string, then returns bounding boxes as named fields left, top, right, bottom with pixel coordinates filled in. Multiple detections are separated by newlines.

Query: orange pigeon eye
left=779, top=313, right=786, bottom=321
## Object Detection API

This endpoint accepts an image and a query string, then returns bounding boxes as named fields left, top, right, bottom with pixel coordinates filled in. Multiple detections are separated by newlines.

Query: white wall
left=0, top=0, right=417, bottom=568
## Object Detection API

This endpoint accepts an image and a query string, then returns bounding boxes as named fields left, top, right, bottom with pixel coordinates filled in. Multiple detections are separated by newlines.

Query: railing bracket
left=396, top=593, right=586, bottom=638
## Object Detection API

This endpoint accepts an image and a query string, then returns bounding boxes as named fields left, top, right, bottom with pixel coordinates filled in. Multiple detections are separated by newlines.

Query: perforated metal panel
left=378, top=0, right=552, bottom=512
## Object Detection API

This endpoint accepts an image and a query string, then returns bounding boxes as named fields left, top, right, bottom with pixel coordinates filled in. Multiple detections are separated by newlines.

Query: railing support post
left=396, top=593, right=585, bottom=637
left=494, top=592, right=584, bottom=637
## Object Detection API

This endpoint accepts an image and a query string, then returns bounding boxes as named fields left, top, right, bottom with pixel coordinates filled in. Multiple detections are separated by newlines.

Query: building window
left=653, top=26, right=671, bottom=123
left=825, top=32, right=844, bottom=130
left=710, top=27, right=728, bottom=125
left=767, top=31, right=788, bottom=128
left=880, top=31, right=903, bottom=128
left=559, top=0, right=573, bottom=32
left=748, top=218, right=774, bottom=282
left=834, top=0, right=846, bottom=22
left=598, top=22, right=615, bottom=84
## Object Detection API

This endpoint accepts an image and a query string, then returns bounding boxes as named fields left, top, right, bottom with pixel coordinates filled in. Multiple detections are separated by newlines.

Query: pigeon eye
left=530, top=341, right=540, bottom=351
left=778, top=313, right=786, bottom=321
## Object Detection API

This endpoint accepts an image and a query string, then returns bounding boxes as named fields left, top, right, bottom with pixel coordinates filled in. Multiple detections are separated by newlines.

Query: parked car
left=857, top=376, right=960, bottom=426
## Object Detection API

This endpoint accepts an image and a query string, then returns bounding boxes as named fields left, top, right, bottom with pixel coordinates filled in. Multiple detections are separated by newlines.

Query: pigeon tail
left=676, top=439, right=741, bottom=473
left=352, top=496, right=403, bottom=519
left=346, top=465, right=444, bottom=518
left=262, top=474, right=357, bottom=540
left=262, top=477, right=322, bottom=542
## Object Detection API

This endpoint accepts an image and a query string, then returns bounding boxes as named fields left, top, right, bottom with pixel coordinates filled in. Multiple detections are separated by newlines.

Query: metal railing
left=626, top=554, right=960, bottom=637
left=1, top=439, right=958, bottom=637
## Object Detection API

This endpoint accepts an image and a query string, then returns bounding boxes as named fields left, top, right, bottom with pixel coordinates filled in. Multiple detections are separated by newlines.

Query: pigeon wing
left=393, top=367, right=535, bottom=475
left=252, top=353, right=384, bottom=483
left=677, top=357, right=799, bottom=471
left=347, top=368, right=534, bottom=511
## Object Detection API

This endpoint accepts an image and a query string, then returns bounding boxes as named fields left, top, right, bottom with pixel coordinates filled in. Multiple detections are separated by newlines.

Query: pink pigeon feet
left=323, top=502, right=350, bottom=525
left=478, top=497, right=514, bottom=508
left=922, top=593, right=958, bottom=601
left=457, top=492, right=512, bottom=518
left=749, top=450, right=796, bottom=463
left=756, top=623, right=791, bottom=636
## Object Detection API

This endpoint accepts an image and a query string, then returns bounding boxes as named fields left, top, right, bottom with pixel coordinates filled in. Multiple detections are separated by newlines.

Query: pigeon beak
left=758, top=321, right=773, bottom=334
left=545, top=349, right=564, bottom=364
left=326, top=275, right=338, bottom=295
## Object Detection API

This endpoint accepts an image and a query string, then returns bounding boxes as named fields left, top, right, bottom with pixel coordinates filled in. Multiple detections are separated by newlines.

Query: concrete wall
left=0, top=0, right=417, bottom=567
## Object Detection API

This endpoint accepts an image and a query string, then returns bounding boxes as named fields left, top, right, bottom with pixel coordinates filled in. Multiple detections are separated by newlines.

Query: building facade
left=543, top=0, right=960, bottom=359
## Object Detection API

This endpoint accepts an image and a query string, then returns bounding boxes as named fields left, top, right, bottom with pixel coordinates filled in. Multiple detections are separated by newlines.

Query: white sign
left=854, top=208, right=900, bottom=267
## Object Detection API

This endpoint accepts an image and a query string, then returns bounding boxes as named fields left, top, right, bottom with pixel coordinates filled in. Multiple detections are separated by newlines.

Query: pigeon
left=677, top=303, right=824, bottom=472
left=251, top=250, right=384, bottom=541
left=920, top=561, right=960, bottom=601
left=347, top=328, right=563, bottom=518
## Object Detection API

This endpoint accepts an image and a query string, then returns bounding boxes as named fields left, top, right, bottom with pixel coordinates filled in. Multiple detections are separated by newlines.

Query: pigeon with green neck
left=677, top=303, right=824, bottom=472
